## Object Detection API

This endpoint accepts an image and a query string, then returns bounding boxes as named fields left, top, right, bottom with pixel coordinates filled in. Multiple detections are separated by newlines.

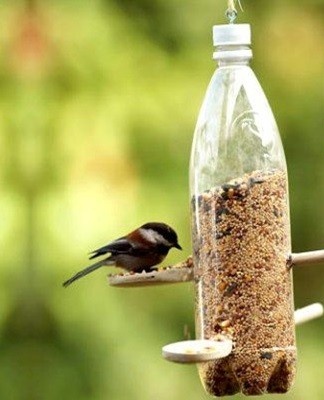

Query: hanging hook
left=226, top=0, right=243, bottom=24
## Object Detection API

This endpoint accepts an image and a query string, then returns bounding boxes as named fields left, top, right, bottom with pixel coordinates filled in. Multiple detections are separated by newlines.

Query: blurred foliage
left=0, top=0, right=324, bottom=399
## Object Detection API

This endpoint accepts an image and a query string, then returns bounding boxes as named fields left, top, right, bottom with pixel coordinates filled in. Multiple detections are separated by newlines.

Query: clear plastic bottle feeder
left=190, top=23, right=295, bottom=396
left=108, top=21, right=324, bottom=399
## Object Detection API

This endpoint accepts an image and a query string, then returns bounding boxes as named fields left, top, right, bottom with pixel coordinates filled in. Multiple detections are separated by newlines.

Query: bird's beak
left=174, top=243, right=182, bottom=250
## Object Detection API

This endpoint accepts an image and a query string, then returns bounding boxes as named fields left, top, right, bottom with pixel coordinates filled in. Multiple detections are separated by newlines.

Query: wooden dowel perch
left=294, top=303, right=324, bottom=326
left=108, top=250, right=324, bottom=287
left=288, top=250, right=324, bottom=267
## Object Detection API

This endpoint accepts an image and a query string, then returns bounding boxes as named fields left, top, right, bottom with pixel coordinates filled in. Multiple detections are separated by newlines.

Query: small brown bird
left=63, top=222, right=182, bottom=287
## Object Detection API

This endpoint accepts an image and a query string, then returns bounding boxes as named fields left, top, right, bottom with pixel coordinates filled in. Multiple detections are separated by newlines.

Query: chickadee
left=63, top=222, right=182, bottom=287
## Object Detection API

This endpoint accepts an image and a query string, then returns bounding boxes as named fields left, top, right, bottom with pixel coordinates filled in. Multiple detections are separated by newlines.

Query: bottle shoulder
left=200, top=65, right=274, bottom=124
left=190, top=64, right=286, bottom=191
left=209, top=65, right=261, bottom=91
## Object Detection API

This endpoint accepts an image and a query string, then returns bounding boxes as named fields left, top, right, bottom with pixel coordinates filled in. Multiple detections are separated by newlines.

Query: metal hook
left=226, top=0, right=243, bottom=24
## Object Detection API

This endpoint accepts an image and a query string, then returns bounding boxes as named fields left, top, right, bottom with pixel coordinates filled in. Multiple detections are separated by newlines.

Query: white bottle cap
left=213, top=24, right=252, bottom=61
left=213, top=24, right=251, bottom=46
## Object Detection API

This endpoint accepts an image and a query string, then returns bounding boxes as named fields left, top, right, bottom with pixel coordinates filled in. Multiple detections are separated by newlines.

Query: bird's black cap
left=141, top=222, right=182, bottom=249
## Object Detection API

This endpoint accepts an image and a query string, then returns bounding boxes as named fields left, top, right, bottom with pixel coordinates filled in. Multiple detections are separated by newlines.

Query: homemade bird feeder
left=109, top=2, right=324, bottom=397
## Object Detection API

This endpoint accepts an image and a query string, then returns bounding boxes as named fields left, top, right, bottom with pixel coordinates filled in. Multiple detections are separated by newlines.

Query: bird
left=63, top=222, right=182, bottom=287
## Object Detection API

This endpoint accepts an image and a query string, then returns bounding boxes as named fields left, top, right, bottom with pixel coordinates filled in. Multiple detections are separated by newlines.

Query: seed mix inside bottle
left=192, top=169, right=296, bottom=396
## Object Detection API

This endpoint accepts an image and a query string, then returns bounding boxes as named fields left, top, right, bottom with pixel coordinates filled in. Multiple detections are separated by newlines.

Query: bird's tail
left=63, top=258, right=113, bottom=287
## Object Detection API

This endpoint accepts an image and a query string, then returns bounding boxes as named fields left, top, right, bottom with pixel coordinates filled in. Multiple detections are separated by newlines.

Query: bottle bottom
left=198, top=348, right=296, bottom=397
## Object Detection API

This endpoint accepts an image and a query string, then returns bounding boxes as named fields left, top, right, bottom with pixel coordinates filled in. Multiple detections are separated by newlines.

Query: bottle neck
left=213, top=45, right=252, bottom=67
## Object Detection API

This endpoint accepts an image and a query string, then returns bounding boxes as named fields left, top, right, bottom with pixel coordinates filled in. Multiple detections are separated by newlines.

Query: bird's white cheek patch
left=139, top=228, right=171, bottom=246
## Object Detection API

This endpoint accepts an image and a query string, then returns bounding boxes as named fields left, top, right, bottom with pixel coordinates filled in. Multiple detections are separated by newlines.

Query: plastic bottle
left=189, top=24, right=296, bottom=396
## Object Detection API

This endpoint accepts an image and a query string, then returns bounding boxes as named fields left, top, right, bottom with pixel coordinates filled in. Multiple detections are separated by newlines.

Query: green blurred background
left=1, top=0, right=324, bottom=399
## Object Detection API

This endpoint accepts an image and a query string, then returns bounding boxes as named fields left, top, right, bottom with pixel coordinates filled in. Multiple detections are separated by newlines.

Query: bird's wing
left=89, top=237, right=132, bottom=260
